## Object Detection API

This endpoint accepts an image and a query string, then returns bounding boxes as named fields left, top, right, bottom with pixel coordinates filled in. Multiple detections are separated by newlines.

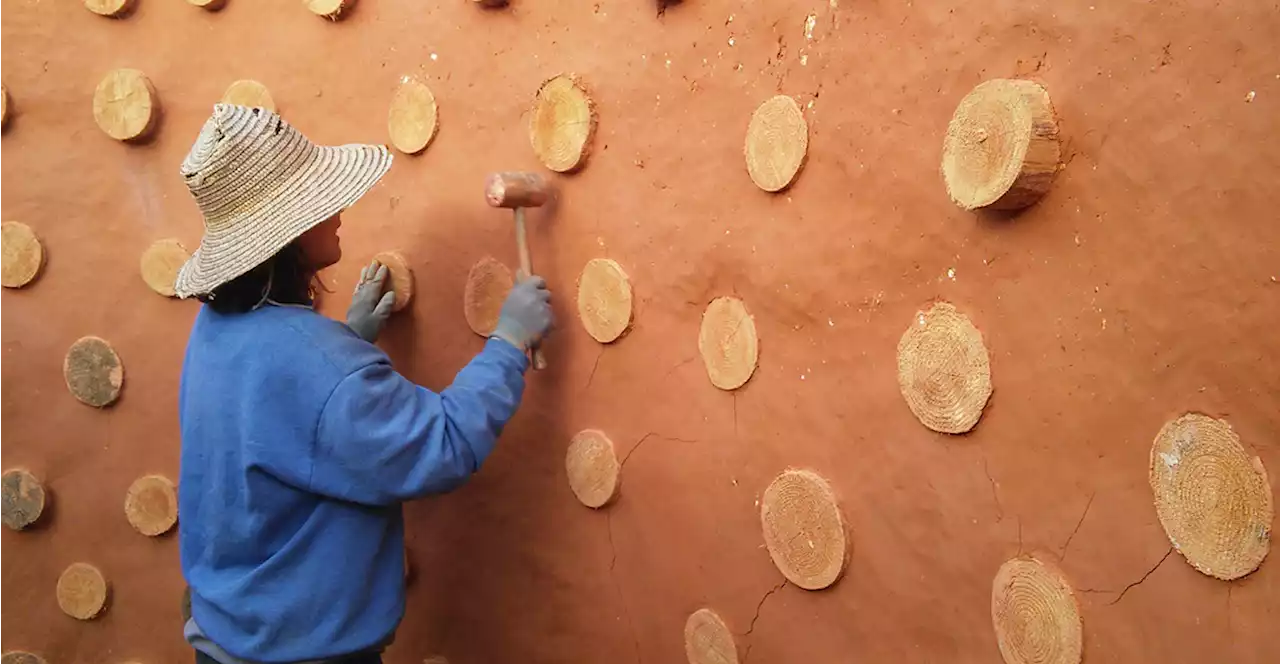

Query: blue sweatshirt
left=178, top=304, right=528, bottom=662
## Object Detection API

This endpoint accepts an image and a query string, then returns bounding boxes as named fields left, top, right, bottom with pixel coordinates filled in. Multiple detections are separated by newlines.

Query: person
left=173, top=104, right=554, bottom=664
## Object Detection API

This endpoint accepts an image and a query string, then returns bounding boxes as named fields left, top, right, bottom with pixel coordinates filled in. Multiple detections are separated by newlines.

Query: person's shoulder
left=194, top=305, right=386, bottom=378
left=264, top=307, right=388, bottom=375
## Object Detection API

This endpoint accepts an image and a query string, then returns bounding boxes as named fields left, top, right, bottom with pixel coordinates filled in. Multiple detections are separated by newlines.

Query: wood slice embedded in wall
left=2, top=469, right=47, bottom=531
left=576, top=258, right=632, bottom=344
left=1, top=222, right=44, bottom=288
left=92, top=69, right=159, bottom=141
left=896, top=302, right=992, bottom=434
left=84, top=0, right=135, bottom=17
left=56, top=563, right=109, bottom=620
left=529, top=74, right=596, bottom=173
left=463, top=256, right=513, bottom=337
left=565, top=430, right=620, bottom=509
left=371, top=251, right=414, bottom=313
left=1, top=652, right=48, bottom=664
left=140, top=238, right=190, bottom=297
left=744, top=95, right=809, bottom=193
left=698, top=297, right=758, bottom=391
left=684, top=608, right=739, bottom=664
left=125, top=474, right=178, bottom=536
left=760, top=469, right=846, bottom=590
left=387, top=79, right=439, bottom=155
left=63, top=336, right=124, bottom=408
left=305, top=0, right=354, bottom=19
left=991, top=556, right=1083, bottom=664
left=222, top=80, right=276, bottom=112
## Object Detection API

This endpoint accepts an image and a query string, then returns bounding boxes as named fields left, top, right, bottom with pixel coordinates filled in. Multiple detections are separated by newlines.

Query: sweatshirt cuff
left=485, top=337, right=530, bottom=373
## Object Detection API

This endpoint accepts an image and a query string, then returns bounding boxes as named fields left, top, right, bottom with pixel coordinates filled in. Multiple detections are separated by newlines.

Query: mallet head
left=485, top=172, right=549, bottom=209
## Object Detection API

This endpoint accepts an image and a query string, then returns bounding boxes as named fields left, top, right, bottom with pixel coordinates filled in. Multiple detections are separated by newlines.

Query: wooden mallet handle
left=487, top=172, right=550, bottom=370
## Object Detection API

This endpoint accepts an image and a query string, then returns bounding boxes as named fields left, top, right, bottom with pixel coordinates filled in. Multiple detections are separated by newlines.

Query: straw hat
left=174, top=104, right=393, bottom=297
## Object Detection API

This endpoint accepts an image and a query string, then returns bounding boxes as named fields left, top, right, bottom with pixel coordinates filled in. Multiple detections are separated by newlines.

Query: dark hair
left=199, top=243, right=317, bottom=314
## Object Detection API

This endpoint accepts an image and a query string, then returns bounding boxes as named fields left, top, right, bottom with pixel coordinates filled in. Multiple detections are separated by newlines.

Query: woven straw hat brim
left=174, top=142, right=392, bottom=297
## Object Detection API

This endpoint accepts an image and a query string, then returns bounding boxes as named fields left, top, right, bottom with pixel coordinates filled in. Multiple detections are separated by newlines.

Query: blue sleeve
left=309, top=338, right=529, bottom=505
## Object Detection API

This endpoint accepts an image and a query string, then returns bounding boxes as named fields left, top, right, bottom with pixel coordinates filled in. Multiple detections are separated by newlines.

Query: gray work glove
left=491, top=275, right=554, bottom=353
left=347, top=260, right=398, bottom=343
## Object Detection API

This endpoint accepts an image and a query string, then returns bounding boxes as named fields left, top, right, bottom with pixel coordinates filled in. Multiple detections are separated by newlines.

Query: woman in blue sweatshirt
left=172, top=105, right=553, bottom=664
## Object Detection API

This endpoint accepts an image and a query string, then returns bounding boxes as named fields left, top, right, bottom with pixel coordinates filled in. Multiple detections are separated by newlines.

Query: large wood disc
left=222, top=80, right=276, bottom=112
left=2, top=469, right=46, bottom=531
left=576, top=258, right=632, bottom=343
left=529, top=74, right=596, bottom=173
left=565, top=429, right=620, bottom=509
left=64, top=336, right=124, bottom=408
left=93, top=69, right=158, bottom=141
left=387, top=79, right=439, bottom=154
left=56, top=563, right=109, bottom=620
left=464, top=256, right=514, bottom=337
left=371, top=251, right=414, bottom=313
left=896, top=302, right=992, bottom=434
left=1150, top=414, right=1272, bottom=580
left=942, top=79, right=1060, bottom=210
left=2, top=222, right=44, bottom=288
left=684, top=608, right=739, bottom=664
left=84, top=0, right=135, bottom=17
left=125, top=474, right=178, bottom=536
left=991, top=556, right=1083, bottom=664
left=760, top=469, right=846, bottom=590
left=698, top=297, right=758, bottom=391
left=305, top=0, right=352, bottom=18
left=744, top=95, right=808, bottom=193
left=139, top=238, right=190, bottom=297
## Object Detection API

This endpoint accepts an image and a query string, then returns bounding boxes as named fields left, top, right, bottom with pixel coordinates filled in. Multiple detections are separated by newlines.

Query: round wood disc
left=387, top=79, right=439, bottom=155
left=529, top=74, right=596, bottom=173
left=64, top=336, right=124, bottom=408
left=565, top=429, right=620, bottom=509
left=1149, top=414, right=1273, bottom=580
left=2, top=653, right=47, bottom=664
left=744, top=95, right=808, bottom=193
left=125, top=474, right=178, bottom=536
left=896, top=302, right=992, bottom=434
left=305, top=0, right=351, bottom=18
left=92, top=69, right=158, bottom=141
left=2, top=222, right=44, bottom=288
left=760, top=469, right=846, bottom=590
left=139, top=238, right=190, bottom=297
left=221, top=80, right=276, bottom=112
left=2, top=469, right=46, bottom=531
left=684, top=608, right=739, bottom=664
left=84, top=0, right=134, bottom=17
left=464, top=256, right=514, bottom=337
left=56, top=563, right=109, bottom=620
left=698, top=297, right=758, bottom=391
left=372, top=251, right=414, bottom=313
left=576, top=258, right=632, bottom=343
left=991, top=556, right=1083, bottom=664
left=942, top=79, right=1061, bottom=211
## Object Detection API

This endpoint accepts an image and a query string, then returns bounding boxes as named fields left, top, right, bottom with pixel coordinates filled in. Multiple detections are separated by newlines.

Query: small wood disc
left=2, top=469, right=46, bottom=531
left=1, top=83, right=10, bottom=129
left=92, top=69, right=158, bottom=141
left=529, top=74, right=596, bottom=173
left=2, top=222, right=44, bottom=288
left=1150, top=414, right=1273, bottom=580
left=63, top=336, right=124, bottom=408
left=305, top=0, right=351, bottom=19
left=387, top=79, right=439, bottom=155
left=684, top=608, right=739, bottom=664
left=698, top=297, right=758, bottom=391
left=222, top=80, right=276, bottom=112
left=84, top=0, right=135, bottom=17
left=188, top=0, right=226, bottom=9
left=576, top=258, right=632, bottom=343
left=139, top=238, right=190, bottom=297
left=464, top=256, right=514, bottom=337
left=942, top=79, right=1061, bottom=211
left=125, top=474, right=178, bottom=536
left=565, top=429, right=620, bottom=509
left=2, top=653, right=47, bottom=664
left=56, top=563, right=109, bottom=620
left=760, top=469, right=846, bottom=590
left=896, top=302, right=992, bottom=434
left=744, top=95, right=808, bottom=193
left=372, top=251, right=414, bottom=313
left=991, top=556, right=1083, bottom=664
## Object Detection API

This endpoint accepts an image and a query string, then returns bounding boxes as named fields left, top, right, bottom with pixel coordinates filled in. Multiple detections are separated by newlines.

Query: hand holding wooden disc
left=387, top=79, right=439, bottom=154
left=140, top=238, right=190, bottom=297
left=56, top=563, right=109, bottom=620
left=942, top=79, right=1060, bottom=210
left=93, top=69, right=158, bottom=141
left=684, top=608, right=739, bottom=664
left=2, top=222, right=44, bottom=288
left=565, top=430, right=620, bottom=508
left=577, top=258, right=632, bottom=343
left=745, top=95, right=808, bottom=192
left=896, top=302, right=992, bottom=434
left=464, top=256, right=514, bottom=337
left=125, top=475, right=178, bottom=536
left=698, top=297, right=758, bottom=391
left=64, top=336, right=124, bottom=408
left=991, top=556, right=1083, bottom=664
left=760, top=469, right=847, bottom=590
left=222, top=80, right=276, bottom=112
left=371, top=251, right=414, bottom=312
left=2, top=469, right=46, bottom=531
left=84, top=0, right=135, bottom=16
left=529, top=74, right=596, bottom=173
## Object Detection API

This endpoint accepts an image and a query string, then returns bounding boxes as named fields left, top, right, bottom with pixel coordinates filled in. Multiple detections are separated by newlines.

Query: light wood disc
left=684, top=608, right=739, bottom=664
left=84, top=0, right=134, bottom=17
left=464, top=256, right=514, bottom=337
left=372, top=251, right=414, bottom=313
left=2, top=222, right=44, bottom=288
left=529, top=74, right=596, bottom=173
left=576, top=258, right=632, bottom=343
left=698, top=297, right=758, bottom=391
left=125, top=474, right=178, bottom=536
left=140, top=238, right=190, bottom=297
left=56, top=563, right=109, bottom=620
left=760, top=469, right=847, bottom=590
left=991, top=556, right=1083, bottom=664
left=222, top=80, right=276, bottom=112
left=63, top=336, right=124, bottom=408
left=387, top=79, right=439, bottom=154
left=896, top=302, right=991, bottom=434
left=565, top=429, right=620, bottom=509
left=744, top=95, right=808, bottom=193
left=92, top=68, right=158, bottom=141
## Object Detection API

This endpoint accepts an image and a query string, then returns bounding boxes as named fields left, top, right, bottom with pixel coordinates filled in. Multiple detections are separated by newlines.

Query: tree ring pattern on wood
left=896, top=302, right=992, bottom=434
left=565, top=429, right=620, bottom=508
left=92, top=69, right=158, bottom=141
left=125, top=474, right=178, bottom=536
left=698, top=297, right=758, bottom=391
left=371, top=251, right=414, bottom=313
left=576, top=258, right=632, bottom=343
left=464, top=256, right=513, bottom=337
left=63, top=336, right=124, bottom=408
left=991, top=556, right=1083, bottom=664
left=529, top=74, right=596, bottom=173
left=744, top=95, right=808, bottom=193
left=684, top=608, right=739, bottom=664
left=2, top=469, right=46, bottom=531
left=1149, top=413, right=1272, bottom=580
left=387, top=79, right=439, bottom=154
left=84, top=0, right=135, bottom=17
left=222, top=80, right=276, bottom=112
left=140, top=238, right=191, bottom=297
left=2, top=222, right=44, bottom=288
left=56, top=562, right=109, bottom=620
left=760, top=469, right=846, bottom=590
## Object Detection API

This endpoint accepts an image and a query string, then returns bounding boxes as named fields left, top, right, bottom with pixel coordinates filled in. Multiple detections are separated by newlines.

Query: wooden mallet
left=485, top=171, right=550, bottom=370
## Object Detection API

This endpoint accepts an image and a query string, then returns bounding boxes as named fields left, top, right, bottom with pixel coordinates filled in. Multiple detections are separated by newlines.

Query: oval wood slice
left=529, top=74, right=596, bottom=173
left=896, top=302, right=992, bottom=434
left=372, top=251, right=414, bottom=313
left=84, top=0, right=135, bottom=17
left=991, top=556, right=1083, bottom=664
left=1, top=83, right=9, bottom=129
left=305, top=0, right=352, bottom=19
left=464, top=256, right=514, bottom=337
left=387, top=79, right=439, bottom=154
left=2, top=222, right=44, bottom=288
left=565, top=429, right=620, bottom=509
left=744, top=95, right=808, bottom=193
left=759, top=469, right=847, bottom=590
left=684, top=608, right=739, bottom=664
left=942, top=79, right=1060, bottom=211
left=63, top=336, right=124, bottom=408
left=222, top=80, right=276, bottom=112
left=2, top=469, right=46, bottom=531
left=93, top=69, right=158, bottom=141
left=698, top=297, right=758, bottom=391
left=188, top=0, right=227, bottom=9
left=577, top=258, right=632, bottom=343
left=140, top=238, right=190, bottom=297
left=125, top=474, right=178, bottom=536
left=1, top=653, right=48, bottom=664
left=1149, top=414, right=1272, bottom=580
left=56, top=563, right=109, bottom=620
